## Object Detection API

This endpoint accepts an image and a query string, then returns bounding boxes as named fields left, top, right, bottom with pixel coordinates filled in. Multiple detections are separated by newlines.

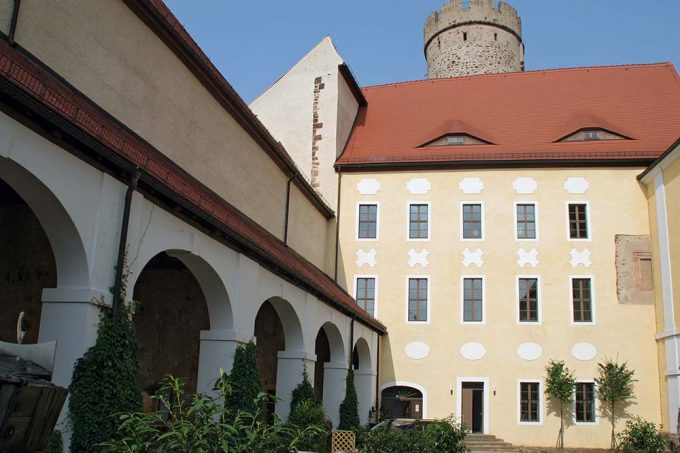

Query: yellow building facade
left=337, top=168, right=660, bottom=448
left=641, top=140, right=680, bottom=434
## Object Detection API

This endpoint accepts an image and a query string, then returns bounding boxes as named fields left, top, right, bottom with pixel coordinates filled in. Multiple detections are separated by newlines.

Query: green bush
left=616, top=417, right=668, bottom=453
left=360, top=416, right=468, bottom=453
left=100, top=374, right=323, bottom=452
left=287, top=367, right=329, bottom=452
left=68, top=284, right=141, bottom=452
left=47, top=430, right=63, bottom=453
left=338, top=368, right=360, bottom=430
left=226, top=342, right=263, bottom=414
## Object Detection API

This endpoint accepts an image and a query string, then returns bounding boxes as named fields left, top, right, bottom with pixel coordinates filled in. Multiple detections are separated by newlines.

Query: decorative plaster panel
left=407, top=178, right=432, bottom=194
left=355, top=249, right=377, bottom=267
left=516, top=248, right=539, bottom=267
left=460, top=342, right=486, bottom=361
left=516, top=342, right=543, bottom=361
left=569, top=249, right=592, bottom=268
left=356, top=178, right=381, bottom=195
left=459, top=177, right=484, bottom=194
left=564, top=177, right=589, bottom=194
left=407, top=249, right=430, bottom=268
left=513, top=177, right=538, bottom=194
left=405, top=341, right=430, bottom=360
left=462, top=248, right=484, bottom=267
left=571, top=343, right=598, bottom=361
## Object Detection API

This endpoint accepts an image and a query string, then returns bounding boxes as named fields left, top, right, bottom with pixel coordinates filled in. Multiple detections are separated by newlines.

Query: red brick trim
left=0, top=39, right=385, bottom=334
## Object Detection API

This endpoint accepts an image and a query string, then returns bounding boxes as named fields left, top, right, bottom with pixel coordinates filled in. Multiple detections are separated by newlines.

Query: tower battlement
left=424, top=0, right=524, bottom=78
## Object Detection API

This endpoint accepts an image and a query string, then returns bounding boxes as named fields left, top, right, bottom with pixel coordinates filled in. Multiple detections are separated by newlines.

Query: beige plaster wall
left=9, top=0, right=331, bottom=270
left=339, top=168, right=659, bottom=448
left=287, top=184, right=329, bottom=270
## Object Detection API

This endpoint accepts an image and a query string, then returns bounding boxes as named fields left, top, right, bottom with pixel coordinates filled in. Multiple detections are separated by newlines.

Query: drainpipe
left=334, top=172, right=342, bottom=282
left=349, top=316, right=355, bottom=368
left=283, top=175, right=294, bottom=245
left=375, top=335, right=380, bottom=411
left=8, top=0, right=21, bottom=46
left=112, top=170, right=140, bottom=321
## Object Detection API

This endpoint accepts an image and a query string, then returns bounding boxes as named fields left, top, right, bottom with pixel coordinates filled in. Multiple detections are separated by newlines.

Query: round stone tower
left=424, top=0, right=524, bottom=78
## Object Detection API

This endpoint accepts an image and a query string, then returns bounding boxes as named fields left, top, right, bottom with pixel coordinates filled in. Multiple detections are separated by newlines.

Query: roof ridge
left=361, top=62, right=674, bottom=91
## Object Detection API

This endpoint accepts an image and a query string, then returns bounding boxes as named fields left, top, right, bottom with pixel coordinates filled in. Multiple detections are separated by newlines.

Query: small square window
left=516, top=203, right=536, bottom=239
left=358, top=204, right=378, bottom=239
left=355, top=277, right=376, bottom=317
left=520, top=382, right=540, bottom=422
left=462, top=203, right=483, bottom=239
left=575, top=382, right=595, bottom=423
left=409, top=204, right=429, bottom=239
left=408, top=278, right=428, bottom=322
left=568, top=204, right=589, bottom=239
left=518, top=278, right=539, bottom=322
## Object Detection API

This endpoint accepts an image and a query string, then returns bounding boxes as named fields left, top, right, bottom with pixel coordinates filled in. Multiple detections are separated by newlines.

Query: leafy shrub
left=288, top=368, right=329, bottom=452
left=616, top=417, right=668, bottom=453
left=360, top=416, right=468, bottom=453
left=68, top=286, right=141, bottom=452
left=48, top=430, right=63, bottom=453
left=101, top=374, right=323, bottom=452
left=226, top=342, right=263, bottom=414
left=339, top=368, right=360, bottom=430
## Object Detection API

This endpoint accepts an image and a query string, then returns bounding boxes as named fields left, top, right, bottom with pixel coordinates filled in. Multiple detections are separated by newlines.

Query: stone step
left=466, top=433, right=516, bottom=452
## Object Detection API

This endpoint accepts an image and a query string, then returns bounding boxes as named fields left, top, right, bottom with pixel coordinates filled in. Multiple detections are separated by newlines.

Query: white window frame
left=565, top=201, right=591, bottom=242
left=405, top=275, right=431, bottom=324
left=355, top=201, right=380, bottom=241
left=516, top=275, right=542, bottom=325
left=514, top=201, right=539, bottom=241
left=569, top=275, right=596, bottom=325
left=517, top=379, right=543, bottom=425
left=460, top=275, right=486, bottom=325
left=456, top=377, right=490, bottom=434
left=573, top=379, right=599, bottom=425
left=406, top=201, right=431, bottom=241
left=354, top=275, right=379, bottom=319
left=460, top=201, right=485, bottom=241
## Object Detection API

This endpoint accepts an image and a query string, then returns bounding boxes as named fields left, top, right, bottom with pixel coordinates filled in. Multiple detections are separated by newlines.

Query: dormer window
left=558, top=128, right=628, bottom=142
left=422, top=133, right=489, bottom=147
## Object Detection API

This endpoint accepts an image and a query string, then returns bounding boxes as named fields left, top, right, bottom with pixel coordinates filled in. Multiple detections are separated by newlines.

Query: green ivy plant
left=338, top=368, right=360, bottom=430
left=68, top=271, right=141, bottom=452
left=226, top=342, right=263, bottom=415
left=544, top=359, right=576, bottom=450
left=595, top=358, right=637, bottom=451
left=288, top=367, right=329, bottom=452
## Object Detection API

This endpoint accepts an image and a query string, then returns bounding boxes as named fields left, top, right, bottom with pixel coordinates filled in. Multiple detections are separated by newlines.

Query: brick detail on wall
left=311, top=76, right=325, bottom=189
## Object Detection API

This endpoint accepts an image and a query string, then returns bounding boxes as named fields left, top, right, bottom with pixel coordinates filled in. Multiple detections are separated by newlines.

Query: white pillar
left=323, top=361, right=348, bottom=428
left=38, top=287, right=108, bottom=448
left=275, top=350, right=316, bottom=420
left=197, top=329, right=253, bottom=393
left=355, top=368, right=377, bottom=425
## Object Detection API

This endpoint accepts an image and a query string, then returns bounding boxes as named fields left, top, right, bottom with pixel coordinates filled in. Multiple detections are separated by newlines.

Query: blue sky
left=165, top=1, right=680, bottom=104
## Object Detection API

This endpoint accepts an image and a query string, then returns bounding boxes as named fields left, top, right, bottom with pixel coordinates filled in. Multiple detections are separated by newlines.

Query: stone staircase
left=466, top=433, right=515, bottom=452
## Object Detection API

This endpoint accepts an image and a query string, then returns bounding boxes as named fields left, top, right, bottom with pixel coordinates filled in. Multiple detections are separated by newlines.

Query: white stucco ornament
left=404, top=341, right=430, bottom=360
left=355, top=249, right=377, bottom=267
left=462, top=248, right=484, bottom=267
left=460, top=343, right=486, bottom=361
left=569, top=249, right=592, bottom=268
left=516, top=343, right=543, bottom=361
left=356, top=178, right=381, bottom=195
left=459, top=177, right=484, bottom=194
left=407, top=249, right=430, bottom=268
left=407, top=178, right=432, bottom=195
left=512, top=177, right=538, bottom=194
left=516, top=248, right=539, bottom=268
left=564, top=177, right=589, bottom=194
left=571, top=343, right=598, bottom=361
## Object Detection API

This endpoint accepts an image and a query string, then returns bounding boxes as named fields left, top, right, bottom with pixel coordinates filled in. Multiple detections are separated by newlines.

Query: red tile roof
left=337, top=63, right=680, bottom=167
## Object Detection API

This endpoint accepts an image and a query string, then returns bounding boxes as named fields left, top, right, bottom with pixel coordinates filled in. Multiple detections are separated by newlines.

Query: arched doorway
left=254, top=299, right=285, bottom=412
left=314, top=328, right=330, bottom=402
left=132, top=252, right=210, bottom=404
left=381, top=386, right=424, bottom=420
left=0, top=179, right=56, bottom=345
